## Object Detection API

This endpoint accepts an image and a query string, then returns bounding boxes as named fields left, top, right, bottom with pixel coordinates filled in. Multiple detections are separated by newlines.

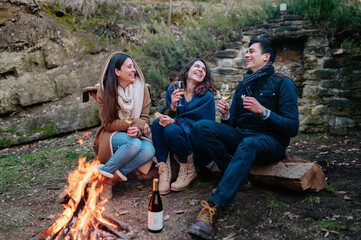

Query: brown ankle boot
left=157, top=154, right=171, bottom=195
left=188, top=200, right=221, bottom=240
left=171, top=154, right=197, bottom=191
left=99, top=182, right=113, bottom=201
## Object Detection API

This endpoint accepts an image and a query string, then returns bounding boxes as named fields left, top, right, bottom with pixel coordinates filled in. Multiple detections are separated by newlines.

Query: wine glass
left=174, top=81, right=184, bottom=107
left=220, top=83, right=231, bottom=101
left=123, top=108, right=134, bottom=125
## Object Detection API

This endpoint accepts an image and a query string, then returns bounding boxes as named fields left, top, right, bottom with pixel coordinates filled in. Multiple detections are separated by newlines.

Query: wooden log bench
left=249, top=154, right=326, bottom=192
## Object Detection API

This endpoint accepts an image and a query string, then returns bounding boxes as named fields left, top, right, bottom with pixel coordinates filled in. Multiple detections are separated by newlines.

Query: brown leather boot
left=97, top=165, right=127, bottom=201
left=188, top=200, right=221, bottom=240
left=157, top=154, right=171, bottom=195
left=171, top=154, right=197, bottom=191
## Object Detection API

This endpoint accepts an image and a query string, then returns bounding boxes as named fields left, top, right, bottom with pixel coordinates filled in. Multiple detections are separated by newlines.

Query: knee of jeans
left=143, top=144, right=155, bottom=160
left=127, top=138, right=142, bottom=151
left=193, top=120, right=213, bottom=136
left=163, top=124, right=181, bottom=136
left=241, top=137, right=260, bottom=149
left=152, top=118, right=161, bottom=129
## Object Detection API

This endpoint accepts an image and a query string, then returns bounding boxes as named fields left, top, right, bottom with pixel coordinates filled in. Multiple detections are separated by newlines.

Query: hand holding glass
left=220, top=83, right=231, bottom=100
left=174, top=81, right=184, bottom=107
left=123, top=109, right=134, bottom=124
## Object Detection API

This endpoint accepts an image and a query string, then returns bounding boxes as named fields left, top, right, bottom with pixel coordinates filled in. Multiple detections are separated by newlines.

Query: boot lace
left=196, top=200, right=216, bottom=224
left=157, top=162, right=170, bottom=181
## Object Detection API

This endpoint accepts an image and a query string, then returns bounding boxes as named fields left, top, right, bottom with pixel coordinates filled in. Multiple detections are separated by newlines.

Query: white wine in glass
left=220, top=83, right=231, bottom=100
left=174, top=81, right=184, bottom=107
left=123, top=109, right=134, bottom=124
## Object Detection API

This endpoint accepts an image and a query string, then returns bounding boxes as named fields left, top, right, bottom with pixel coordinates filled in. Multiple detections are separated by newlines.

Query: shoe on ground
left=188, top=200, right=221, bottom=240
left=171, top=154, right=197, bottom=191
left=157, top=155, right=172, bottom=195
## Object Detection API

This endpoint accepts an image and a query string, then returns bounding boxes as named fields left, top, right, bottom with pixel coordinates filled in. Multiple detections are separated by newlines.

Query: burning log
left=39, top=157, right=134, bottom=240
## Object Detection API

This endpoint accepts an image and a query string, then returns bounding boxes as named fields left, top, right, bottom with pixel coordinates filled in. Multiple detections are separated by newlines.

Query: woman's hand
left=216, top=99, right=230, bottom=119
left=159, top=115, right=174, bottom=127
left=170, top=89, right=184, bottom=111
left=127, top=126, right=139, bottom=138
left=143, top=123, right=150, bottom=135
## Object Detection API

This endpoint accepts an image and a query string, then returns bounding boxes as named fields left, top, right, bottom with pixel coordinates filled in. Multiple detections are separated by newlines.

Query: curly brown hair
left=176, top=58, right=217, bottom=96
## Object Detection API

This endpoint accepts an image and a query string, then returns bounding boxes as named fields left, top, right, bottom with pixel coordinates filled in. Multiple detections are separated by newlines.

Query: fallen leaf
left=344, top=195, right=352, bottom=201
left=175, top=210, right=186, bottom=214
left=284, top=212, right=300, bottom=220
left=164, top=215, right=170, bottom=221
left=347, top=215, right=354, bottom=220
left=338, top=191, right=347, bottom=195
left=317, top=145, right=328, bottom=150
left=324, top=230, right=329, bottom=237
left=190, top=199, right=199, bottom=206
left=319, top=151, right=329, bottom=155
left=118, top=210, right=129, bottom=215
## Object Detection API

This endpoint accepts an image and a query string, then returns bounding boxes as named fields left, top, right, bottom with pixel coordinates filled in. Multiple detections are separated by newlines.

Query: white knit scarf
left=117, top=77, right=144, bottom=119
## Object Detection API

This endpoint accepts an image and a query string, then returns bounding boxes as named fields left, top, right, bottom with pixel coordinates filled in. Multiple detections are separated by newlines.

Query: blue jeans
left=101, top=132, right=155, bottom=176
left=191, top=120, right=286, bottom=210
left=152, top=118, right=190, bottom=164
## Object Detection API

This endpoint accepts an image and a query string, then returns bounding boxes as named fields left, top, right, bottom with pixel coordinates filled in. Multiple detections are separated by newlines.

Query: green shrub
left=279, top=0, right=361, bottom=51
left=341, top=38, right=361, bottom=55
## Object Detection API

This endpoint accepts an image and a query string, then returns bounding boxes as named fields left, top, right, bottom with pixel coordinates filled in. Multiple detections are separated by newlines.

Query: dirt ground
left=0, top=129, right=360, bottom=240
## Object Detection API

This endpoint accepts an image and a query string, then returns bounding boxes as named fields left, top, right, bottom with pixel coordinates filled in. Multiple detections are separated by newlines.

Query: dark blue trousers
left=152, top=118, right=190, bottom=164
left=191, top=120, right=286, bottom=210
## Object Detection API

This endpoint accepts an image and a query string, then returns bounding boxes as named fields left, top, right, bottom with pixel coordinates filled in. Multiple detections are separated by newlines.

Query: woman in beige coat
left=93, top=52, right=155, bottom=199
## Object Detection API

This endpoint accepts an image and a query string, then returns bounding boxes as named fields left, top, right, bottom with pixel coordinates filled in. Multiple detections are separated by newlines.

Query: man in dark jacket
left=188, top=37, right=299, bottom=240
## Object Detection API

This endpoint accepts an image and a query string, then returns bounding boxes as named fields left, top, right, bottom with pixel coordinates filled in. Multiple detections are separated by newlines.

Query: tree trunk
left=168, top=0, right=172, bottom=26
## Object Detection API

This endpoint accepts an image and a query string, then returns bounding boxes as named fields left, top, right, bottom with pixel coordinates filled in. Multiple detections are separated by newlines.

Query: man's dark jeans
left=192, top=119, right=286, bottom=210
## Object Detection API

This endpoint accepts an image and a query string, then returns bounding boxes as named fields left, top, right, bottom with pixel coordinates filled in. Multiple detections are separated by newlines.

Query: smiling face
left=115, top=57, right=136, bottom=87
left=245, top=42, right=270, bottom=73
left=187, top=60, right=206, bottom=84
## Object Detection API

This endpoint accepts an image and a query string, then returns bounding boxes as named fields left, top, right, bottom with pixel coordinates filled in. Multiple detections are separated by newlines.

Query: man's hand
left=242, top=96, right=264, bottom=114
left=127, top=126, right=139, bottom=138
left=170, top=89, right=184, bottom=111
left=159, top=115, right=174, bottom=127
left=216, top=99, right=230, bottom=119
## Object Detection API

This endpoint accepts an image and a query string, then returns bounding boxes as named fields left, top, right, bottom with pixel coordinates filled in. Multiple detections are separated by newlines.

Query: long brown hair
left=102, top=53, right=138, bottom=122
left=177, top=58, right=217, bottom=96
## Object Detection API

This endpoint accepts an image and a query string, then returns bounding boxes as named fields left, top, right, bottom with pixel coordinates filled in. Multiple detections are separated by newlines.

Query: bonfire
left=39, top=156, right=134, bottom=240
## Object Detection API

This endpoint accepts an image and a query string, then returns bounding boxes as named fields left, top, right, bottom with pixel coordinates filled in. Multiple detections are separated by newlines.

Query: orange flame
left=39, top=157, right=117, bottom=240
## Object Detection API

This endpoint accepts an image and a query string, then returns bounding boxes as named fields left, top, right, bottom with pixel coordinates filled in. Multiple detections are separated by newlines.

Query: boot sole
left=159, top=189, right=171, bottom=195
left=171, top=174, right=197, bottom=191
left=188, top=228, right=213, bottom=240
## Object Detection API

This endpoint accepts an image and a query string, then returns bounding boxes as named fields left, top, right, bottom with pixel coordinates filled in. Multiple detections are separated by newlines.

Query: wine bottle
left=148, top=178, right=163, bottom=233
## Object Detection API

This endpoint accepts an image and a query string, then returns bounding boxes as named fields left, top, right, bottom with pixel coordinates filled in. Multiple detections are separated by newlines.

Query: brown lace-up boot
left=171, top=154, right=197, bottom=191
left=188, top=200, right=221, bottom=240
left=157, top=154, right=171, bottom=195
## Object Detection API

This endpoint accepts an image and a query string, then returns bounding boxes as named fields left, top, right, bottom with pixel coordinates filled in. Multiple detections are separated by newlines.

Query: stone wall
left=0, top=0, right=102, bottom=148
left=208, top=13, right=361, bottom=135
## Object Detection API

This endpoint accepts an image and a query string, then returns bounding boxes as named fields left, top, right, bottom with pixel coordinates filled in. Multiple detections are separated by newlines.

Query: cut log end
left=250, top=156, right=326, bottom=192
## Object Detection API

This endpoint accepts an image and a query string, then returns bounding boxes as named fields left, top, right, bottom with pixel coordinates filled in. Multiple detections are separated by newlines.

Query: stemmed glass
left=220, top=83, right=231, bottom=101
left=123, top=108, right=134, bottom=125
left=174, top=81, right=184, bottom=107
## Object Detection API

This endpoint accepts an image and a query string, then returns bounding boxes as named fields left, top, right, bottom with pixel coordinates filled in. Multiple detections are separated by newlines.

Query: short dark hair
left=249, top=38, right=277, bottom=62
left=176, top=58, right=217, bottom=96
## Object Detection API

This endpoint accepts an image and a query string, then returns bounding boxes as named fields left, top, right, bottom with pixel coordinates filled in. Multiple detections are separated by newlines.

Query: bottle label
left=148, top=210, right=163, bottom=231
